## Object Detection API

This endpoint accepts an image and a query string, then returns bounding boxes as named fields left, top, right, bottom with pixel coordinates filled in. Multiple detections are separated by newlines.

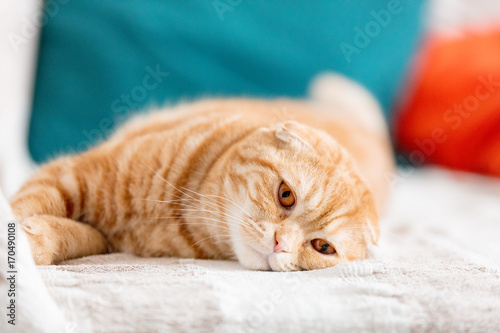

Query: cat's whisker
left=179, top=186, right=259, bottom=225
left=165, top=185, right=231, bottom=221
left=184, top=234, right=233, bottom=254
left=177, top=187, right=231, bottom=211
left=211, top=234, right=252, bottom=246
left=168, top=207, right=255, bottom=228
left=142, top=163, right=223, bottom=213
left=148, top=217, right=234, bottom=231
left=139, top=166, right=262, bottom=234
left=141, top=194, right=262, bottom=234
left=210, top=240, right=231, bottom=247
left=177, top=186, right=232, bottom=209
left=151, top=188, right=258, bottom=231
left=147, top=197, right=256, bottom=230
left=196, top=191, right=258, bottom=223
left=152, top=215, right=244, bottom=231
left=251, top=236, right=272, bottom=249
left=147, top=197, right=253, bottom=231
left=181, top=194, right=263, bottom=234
left=143, top=164, right=265, bottom=243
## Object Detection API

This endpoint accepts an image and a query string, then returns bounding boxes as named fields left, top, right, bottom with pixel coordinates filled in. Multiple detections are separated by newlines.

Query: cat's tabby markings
left=12, top=77, right=393, bottom=271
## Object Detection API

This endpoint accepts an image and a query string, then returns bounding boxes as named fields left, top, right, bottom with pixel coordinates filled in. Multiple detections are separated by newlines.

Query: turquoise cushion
left=30, top=0, right=426, bottom=162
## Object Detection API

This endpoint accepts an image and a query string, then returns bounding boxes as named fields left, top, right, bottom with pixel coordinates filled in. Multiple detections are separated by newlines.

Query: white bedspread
left=5, top=168, right=500, bottom=332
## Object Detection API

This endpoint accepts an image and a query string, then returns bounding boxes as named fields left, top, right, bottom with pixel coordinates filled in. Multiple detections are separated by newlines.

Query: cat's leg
left=10, top=161, right=108, bottom=265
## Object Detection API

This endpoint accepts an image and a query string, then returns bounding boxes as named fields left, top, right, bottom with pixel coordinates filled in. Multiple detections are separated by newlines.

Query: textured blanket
left=2, top=168, right=500, bottom=332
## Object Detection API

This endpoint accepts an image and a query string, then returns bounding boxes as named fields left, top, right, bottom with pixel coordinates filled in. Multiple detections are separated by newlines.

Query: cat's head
left=223, top=120, right=379, bottom=271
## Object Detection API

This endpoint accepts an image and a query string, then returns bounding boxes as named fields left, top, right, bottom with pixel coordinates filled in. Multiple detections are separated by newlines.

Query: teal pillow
left=30, top=0, right=426, bottom=162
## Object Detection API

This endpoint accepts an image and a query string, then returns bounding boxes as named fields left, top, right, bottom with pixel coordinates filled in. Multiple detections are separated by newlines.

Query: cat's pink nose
left=274, top=234, right=290, bottom=253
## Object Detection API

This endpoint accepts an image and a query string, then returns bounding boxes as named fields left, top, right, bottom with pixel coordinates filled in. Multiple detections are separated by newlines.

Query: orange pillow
left=395, top=30, right=500, bottom=177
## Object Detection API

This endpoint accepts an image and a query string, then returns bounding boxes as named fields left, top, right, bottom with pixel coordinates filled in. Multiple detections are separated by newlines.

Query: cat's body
left=12, top=75, right=394, bottom=271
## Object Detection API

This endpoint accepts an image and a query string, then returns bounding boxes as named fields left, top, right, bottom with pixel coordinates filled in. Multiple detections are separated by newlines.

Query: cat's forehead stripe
left=321, top=209, right=359, bottom=231
left=234, top=151, right=279, bottom=175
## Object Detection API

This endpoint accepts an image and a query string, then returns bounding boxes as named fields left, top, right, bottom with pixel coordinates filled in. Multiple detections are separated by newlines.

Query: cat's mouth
left=237, top=241, right=297, bottom=271
left=247, top=244, right=296, bottom=271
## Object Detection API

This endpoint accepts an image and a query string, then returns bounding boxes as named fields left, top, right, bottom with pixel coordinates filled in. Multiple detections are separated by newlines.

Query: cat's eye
left=278, top=182, right=295, bottom=208
left=311, top=239, right=336, bottom=255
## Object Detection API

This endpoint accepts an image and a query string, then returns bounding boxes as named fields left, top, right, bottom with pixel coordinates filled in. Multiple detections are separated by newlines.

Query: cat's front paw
left=21, top=218, right=55, bottom=265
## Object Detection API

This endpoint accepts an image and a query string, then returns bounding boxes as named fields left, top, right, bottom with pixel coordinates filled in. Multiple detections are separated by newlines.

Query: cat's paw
left=21, top=217, right=56, bottom=265
left=1, top=190, right=52, bottom=264
left=0, top=189, right=54, bottom=265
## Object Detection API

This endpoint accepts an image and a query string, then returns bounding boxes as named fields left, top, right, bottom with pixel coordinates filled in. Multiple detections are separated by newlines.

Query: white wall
left=428, top=0, right=500, bottom=35
left=0, top=0, right=41, bottom=197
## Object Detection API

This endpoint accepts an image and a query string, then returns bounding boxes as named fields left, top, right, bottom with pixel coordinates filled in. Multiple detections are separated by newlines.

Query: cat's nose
left=274, top=234, right=290, bottom=253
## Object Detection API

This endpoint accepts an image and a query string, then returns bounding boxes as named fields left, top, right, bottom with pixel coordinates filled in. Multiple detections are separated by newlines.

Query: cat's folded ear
left=274, top=120, right=302, bottom=142
left=272, top=121, right=314, bottom=150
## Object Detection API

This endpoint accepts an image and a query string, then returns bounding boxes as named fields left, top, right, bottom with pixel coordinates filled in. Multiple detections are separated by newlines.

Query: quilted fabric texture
left=30, top=169, right=500, bottom=332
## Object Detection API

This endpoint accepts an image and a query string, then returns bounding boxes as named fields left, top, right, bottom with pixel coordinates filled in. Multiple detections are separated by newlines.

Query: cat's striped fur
left=12, top=77, right=393, bottom=271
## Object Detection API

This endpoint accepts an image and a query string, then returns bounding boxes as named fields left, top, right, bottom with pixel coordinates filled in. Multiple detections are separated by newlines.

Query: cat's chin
left=235, top=244, right=272, bottom=271
left=267, top=253, right=299, bottom=272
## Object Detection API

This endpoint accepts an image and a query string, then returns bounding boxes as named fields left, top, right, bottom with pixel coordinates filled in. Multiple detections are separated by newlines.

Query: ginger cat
left=11, top=75, right=393, bottom=271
